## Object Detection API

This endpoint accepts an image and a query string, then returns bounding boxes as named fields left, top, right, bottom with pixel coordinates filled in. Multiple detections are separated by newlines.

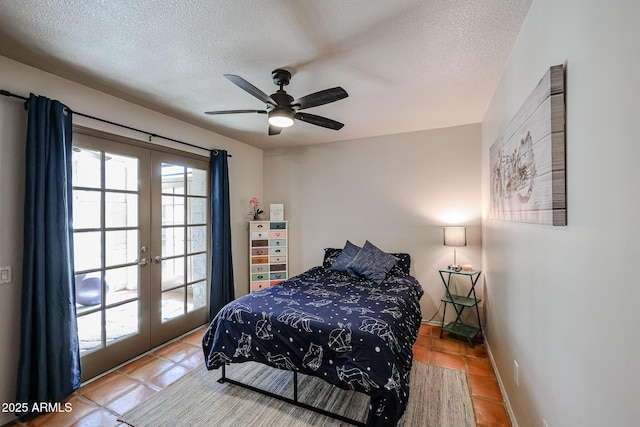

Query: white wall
left=0, top=55, right=262, bottom=425
left=264, top=124, right=482, bottom=322
left=481, top=0, right=640, bottom=426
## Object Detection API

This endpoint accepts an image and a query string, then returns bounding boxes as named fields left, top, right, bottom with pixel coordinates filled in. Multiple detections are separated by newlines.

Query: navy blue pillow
left=346, top=240, right=398, bottom=284
left=324, top=248, right=411, bottom=274
left=390, top=253, right=411, bottom=275
left=323, top=248, right=342, bottom=268
left=330, top=241, right=361, bottom=272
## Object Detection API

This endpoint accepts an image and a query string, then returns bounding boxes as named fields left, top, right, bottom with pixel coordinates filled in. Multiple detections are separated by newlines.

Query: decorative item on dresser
left=248, top=197, right=264, bottom=220
left=249, top=221, right=288, bottom=292
left=269, top=203, right=284, bottom=221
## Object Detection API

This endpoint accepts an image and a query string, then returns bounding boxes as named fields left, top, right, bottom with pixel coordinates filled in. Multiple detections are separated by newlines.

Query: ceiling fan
left=205, top=69, right=348, bottom=135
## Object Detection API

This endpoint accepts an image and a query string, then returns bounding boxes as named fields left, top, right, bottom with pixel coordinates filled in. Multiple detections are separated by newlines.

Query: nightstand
left=439, top=269, right=483, bottom=347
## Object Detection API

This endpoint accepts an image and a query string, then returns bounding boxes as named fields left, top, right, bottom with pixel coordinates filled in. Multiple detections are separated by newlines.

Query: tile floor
left=4, top=324, right=511, bottom=427
left=413, top=324, right=512, bottom=427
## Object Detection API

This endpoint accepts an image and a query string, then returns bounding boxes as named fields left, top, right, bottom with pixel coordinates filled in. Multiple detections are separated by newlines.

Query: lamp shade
left=444, top=226, right=466, bottom=247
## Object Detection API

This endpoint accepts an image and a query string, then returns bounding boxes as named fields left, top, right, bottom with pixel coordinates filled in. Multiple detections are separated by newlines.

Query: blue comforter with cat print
left=203, top=267, right=423, bottom=426
left=202, top=266, right=423, bottom=427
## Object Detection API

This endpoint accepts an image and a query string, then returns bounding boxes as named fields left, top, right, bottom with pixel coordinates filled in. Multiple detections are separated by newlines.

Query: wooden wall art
left=490, top=64, right=566, bottom=226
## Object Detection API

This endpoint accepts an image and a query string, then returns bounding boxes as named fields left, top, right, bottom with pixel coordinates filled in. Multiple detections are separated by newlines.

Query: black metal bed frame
left=218, top=364, right=368, bottom=427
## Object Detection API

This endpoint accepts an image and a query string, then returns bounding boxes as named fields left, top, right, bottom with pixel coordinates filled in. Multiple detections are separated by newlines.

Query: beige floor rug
left=119, top=361, right=475, bottom=426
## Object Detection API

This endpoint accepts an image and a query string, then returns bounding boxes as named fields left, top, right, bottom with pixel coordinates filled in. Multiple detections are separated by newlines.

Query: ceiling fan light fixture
left=268, top=108, right=294, bottom=128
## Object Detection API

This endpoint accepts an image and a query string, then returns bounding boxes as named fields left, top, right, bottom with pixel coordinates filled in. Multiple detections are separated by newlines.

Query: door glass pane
left=162, top=163, right=185, bottom=195
left=72, top=147, right=101, bottom=188
left=106, top=302, right=139, bottom=344
left=75, top=274, right=104, bottom=308
left=105, top=266, right=139, bottom=306
left=162, top=288, right=185, bottom=322
left=105, top=230, right=139, bottom=267
left=73, top=190, right=101, bottom=229
left=187, top=281, right=207, bottom=312
left=74, top=231, right=101, bottom=271
left=162, top=196, right=184, bottom=225
left=187, top=167, right=207, bottom=196
left=187, top=197, right=206, bottom=224
left=106, top=192, right=138, bottom=228
left=162, top=258, right=184, bottom=290
left=187, top=226, right=207, bottom=253
left=72, top=141, right=153, bottom=370
left=187, top=253, right=207, bottom=282
left=159, top=163, right=208, bottom=321
left=162, top=227, right=185, bottom=257
left=77, top=310, right=102, bottom=353
left=105, top=153, right=138, bottom=191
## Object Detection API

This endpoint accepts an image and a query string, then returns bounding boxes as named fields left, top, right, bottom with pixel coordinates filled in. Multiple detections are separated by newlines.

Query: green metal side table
left=439, top=269, right=483, bottom=347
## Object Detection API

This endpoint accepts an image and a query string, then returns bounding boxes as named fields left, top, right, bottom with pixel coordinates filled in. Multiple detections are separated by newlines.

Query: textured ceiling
left=0, top=0, right=532, bottom=149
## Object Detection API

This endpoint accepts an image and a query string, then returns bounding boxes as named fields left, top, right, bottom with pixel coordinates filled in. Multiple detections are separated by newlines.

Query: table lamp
left=444, top=226, right=466, bottom=271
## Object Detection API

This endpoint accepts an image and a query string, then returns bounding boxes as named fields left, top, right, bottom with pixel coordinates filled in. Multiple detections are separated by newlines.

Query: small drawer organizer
left=249, top=221, right=288, bottom=292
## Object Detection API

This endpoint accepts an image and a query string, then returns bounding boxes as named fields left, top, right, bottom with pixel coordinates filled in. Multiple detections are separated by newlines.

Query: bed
left=202, top=241, right=424, bottom=426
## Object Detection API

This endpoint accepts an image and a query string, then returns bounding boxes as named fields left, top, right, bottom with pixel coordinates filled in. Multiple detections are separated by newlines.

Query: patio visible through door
left=71, top=130, right=209, bottom=381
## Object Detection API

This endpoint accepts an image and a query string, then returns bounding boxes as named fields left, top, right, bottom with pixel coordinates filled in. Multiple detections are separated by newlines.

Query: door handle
left=154, top=256, right=162, bottom=264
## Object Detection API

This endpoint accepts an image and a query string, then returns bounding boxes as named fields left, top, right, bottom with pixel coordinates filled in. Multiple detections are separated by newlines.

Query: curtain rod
left=0, top=89, right=230, bottom=157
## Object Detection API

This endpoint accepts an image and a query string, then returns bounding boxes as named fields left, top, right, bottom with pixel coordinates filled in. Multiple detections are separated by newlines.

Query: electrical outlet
left=514, top=360, right=519, bottom=386
left=0, top=266, right=12, bottom=284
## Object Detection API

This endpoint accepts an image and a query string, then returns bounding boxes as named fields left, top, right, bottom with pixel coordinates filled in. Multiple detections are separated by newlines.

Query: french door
left=71, top=129, right=209, bottom=381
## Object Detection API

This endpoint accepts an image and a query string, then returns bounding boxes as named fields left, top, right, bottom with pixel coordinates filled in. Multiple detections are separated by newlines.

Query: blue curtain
left=209, top=150, right=235, bottom=320
left=16, top=94, right=81, bottom=408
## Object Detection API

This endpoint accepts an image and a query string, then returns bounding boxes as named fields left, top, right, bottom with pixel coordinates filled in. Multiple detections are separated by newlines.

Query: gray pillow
left=346, top=240, right=398, bottom=284
left=330, top=240, right=361, bottom=272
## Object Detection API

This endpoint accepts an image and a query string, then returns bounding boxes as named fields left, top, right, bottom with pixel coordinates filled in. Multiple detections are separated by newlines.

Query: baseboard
left=484, top=338, right=518, bottom=427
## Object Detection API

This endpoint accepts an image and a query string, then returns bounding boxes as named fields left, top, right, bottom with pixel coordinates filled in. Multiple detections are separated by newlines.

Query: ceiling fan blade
left=204, top=109, right=266, bottom=115
left=224, top=74, right=277, bottom=105
left=292, top=87, right=348, bottom=110
left=294, top=112, right=344, bottom=130
left=268, top=125, right=283, bottom=136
